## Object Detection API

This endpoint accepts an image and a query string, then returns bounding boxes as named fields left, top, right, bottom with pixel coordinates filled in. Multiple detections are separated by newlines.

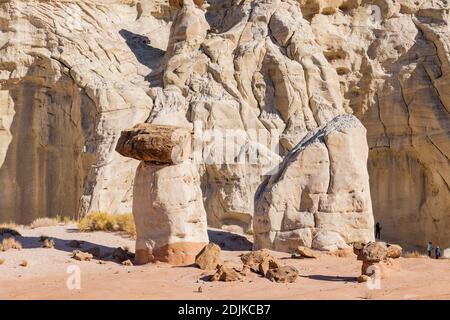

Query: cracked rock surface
left=0, top=0, right=448, bottom=250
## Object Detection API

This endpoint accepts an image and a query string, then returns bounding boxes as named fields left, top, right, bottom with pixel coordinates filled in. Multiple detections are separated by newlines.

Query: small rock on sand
left=72, top=250, right=93, bottom=261
left=42, top=238, right=55, bottom=249
left=297, top=246, right=320, bottom=259
left=122, top=259, right=133, bottom=266
left=265, top=266, right=299, bottom=283
left=209, top=264, right=242, bottom=282
left=195, top=243, right=222, bottom=270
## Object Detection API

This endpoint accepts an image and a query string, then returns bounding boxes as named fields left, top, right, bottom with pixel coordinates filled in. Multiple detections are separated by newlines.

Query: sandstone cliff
left=0, top=0, right=448, bottom=251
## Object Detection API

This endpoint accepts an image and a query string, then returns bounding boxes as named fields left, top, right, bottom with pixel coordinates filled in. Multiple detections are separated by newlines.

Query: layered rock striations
left=0, top=0, right=448, bottom=250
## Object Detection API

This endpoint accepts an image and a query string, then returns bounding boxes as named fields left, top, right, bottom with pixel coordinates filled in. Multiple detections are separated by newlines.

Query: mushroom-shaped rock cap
left=115, top=123, right=192, bottom=164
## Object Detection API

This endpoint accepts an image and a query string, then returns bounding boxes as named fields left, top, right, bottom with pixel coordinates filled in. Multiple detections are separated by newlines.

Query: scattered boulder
left=0, top=258, right=4, bottom=265
left=195, top=243, right=222, bottom=270
left=42, top=238, right=55, bottom=249
left=296, top=246, right=320, bottom=259
left=327, top=248, right=355, bottom=258
left=266, top=266, right=299, bottom=283
left=209, top=264, right=242, bottom=282
left=240, top=250, right=280, bottom=273
left=19, top=260, right=28, bottom=267
left=387, top=244, right=402, bottom=259
left=122, top=259, right=133, bottom=266
left=353, top=242, right=402, bottom=279
left=0, top=237, right=22, bottom=251
left=72, top=250, right=93, bottom=261
left=258, top=258, right=280, bottom=276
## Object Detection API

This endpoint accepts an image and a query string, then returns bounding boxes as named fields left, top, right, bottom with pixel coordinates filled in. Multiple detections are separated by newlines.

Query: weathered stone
left=116, top=124, right=192, bottom=164
left=72, top=250, right=93, bottom=262
left=122, top=259, right=133, bottom=266
left=42, top=238, right=55, bottom=249
left=297, top=246, right=320, bottom=259
left=209, top=264, right=242, bottom=282
left=258, top=258, right=280, bottom=276
left=133, top=160, right=208, bottom=265
left=254, top=115, right=374, bottom=252
left=266, top=266, right=299, bottom=283
left=387, top=244, right=403, bottom=259
left=195, top=243, right=222, bottom=270
left=355, top=241, right=402, bottom=279
left=1, top=0, right=449, bottom=254
left=360, top=242, right=389, bottom=263
left=240, top=250, right=280, bottom=271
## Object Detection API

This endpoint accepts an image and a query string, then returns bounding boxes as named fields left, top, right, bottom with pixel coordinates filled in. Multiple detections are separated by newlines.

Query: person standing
left=435, top=246, right=442, bottom=259
left=427, top=242, right=433, bottom=257
left=375, top=222, right=382, bottom=240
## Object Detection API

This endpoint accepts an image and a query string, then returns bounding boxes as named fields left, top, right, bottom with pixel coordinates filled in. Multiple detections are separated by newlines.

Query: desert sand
left=1, top=224, right=449, bottom=300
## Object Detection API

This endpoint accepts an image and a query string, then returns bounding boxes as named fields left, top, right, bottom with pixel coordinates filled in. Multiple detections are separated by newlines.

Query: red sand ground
left=1, top=225, right=449, bottom=300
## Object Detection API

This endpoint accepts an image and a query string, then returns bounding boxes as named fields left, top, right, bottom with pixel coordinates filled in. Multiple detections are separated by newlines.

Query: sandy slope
left=1, top=225, right=449, bottom=300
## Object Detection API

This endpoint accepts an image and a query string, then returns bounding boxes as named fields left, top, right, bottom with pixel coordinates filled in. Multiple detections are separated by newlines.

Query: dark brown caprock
left=115, top=123, right=192, bottom=164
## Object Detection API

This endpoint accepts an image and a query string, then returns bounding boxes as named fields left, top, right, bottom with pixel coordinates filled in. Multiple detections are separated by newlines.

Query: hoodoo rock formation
left=0, top=0, right=448, bottom=251
left=253, top=115, right=374, bottom=252
left=118, top=124, right=208, bottom=264
left=132, top=159, right=209, bottom=265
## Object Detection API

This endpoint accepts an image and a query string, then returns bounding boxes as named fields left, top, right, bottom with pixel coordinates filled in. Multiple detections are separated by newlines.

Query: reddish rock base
left=135, top=242, right=207, bottom=265
left=362, top=259, right=401, bottom=279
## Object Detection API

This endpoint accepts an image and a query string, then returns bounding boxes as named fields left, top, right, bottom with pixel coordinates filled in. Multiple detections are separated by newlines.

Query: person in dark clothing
left=435, top=246, right=442, bottom=259
left=375, top=222, right=382, bottom=240
left=427, top=242, right=433, bottom=257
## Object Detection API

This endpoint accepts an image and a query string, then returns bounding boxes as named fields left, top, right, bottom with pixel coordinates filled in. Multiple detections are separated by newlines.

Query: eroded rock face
left=1, top=0, right=448, bottom=251
left=306, top=0, right=450, bottom=249
left=0, top=0, right=172, bottom=223
left=253, top=115, right=374, bottom=252
left=133, top=160, right=208, bottom=265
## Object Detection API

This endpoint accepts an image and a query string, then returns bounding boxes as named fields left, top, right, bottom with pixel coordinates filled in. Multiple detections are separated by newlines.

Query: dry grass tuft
left=78, top=212, right=136, bottom=238
left=0, top=237, right=22, bottom=252
left=403, top=251, right=428, bottom=258
left=30, top=217, right=59, bottom=229
left=55, top=215, right=74, bottom=225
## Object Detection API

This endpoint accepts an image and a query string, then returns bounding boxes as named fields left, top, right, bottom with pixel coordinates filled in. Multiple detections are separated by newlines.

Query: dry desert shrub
left=30, top=217, right=59, bottom=229
left=403, top=251, right=428, bottom=258
left=78, top=212, right=136, bottom=238
left=0, top=237, right=22, bottom=251
left=0, top=258, right=4, bottom=265
left=55, top=215, right=74, bottom=225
